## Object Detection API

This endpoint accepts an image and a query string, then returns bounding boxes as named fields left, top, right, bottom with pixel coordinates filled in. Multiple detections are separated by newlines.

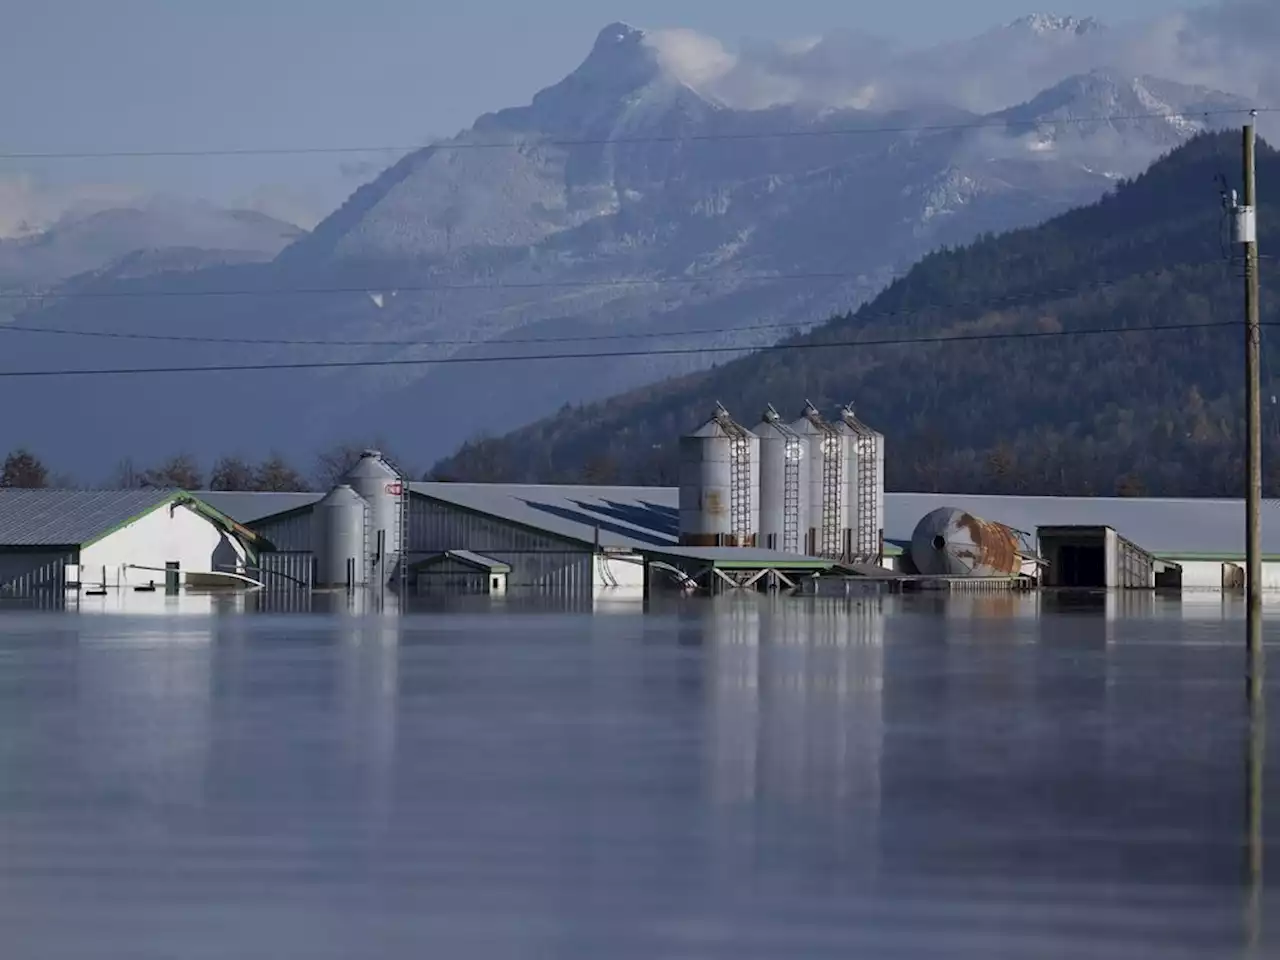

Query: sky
left=0, top=0, right=1203, bottom=228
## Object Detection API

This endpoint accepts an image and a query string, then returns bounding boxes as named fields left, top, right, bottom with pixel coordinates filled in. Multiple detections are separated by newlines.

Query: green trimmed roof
left=0, top=489, right=269, bottom=549
left=0, top=489, right=175, bottom=547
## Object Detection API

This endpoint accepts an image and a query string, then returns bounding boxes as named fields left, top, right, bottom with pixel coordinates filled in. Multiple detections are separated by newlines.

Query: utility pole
left=1237, top=113, right=1266, bottom=955
left=1239, top=115, right=1264, bottom=696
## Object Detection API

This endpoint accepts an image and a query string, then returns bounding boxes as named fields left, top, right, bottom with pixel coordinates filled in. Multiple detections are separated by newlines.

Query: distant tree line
left=0, top=439, right=419, bottom=492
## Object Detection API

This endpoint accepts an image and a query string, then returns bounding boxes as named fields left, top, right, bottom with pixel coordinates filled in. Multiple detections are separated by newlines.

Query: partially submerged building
left=3, top=478, right=1276, bottom=600
left=883, top=493, right=1278, bottom=592
left=2, top=431, right=1277, bottom=600
left=0, top=489, right=268, bottom=596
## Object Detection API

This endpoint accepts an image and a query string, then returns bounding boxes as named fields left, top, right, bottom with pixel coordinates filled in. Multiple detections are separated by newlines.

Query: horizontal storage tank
left=910, top=507, right=1022, bottom=578
left=754, top=405, right=810, bottom=555
left=312, top=485, right=369, bottom=587
left=789, top=402, right=851, bottom=559
left=342, top=450, right=405, bottom=585
left=679, top=404, right=760, bottom=547
left=837, top=405, right=886, bottom=562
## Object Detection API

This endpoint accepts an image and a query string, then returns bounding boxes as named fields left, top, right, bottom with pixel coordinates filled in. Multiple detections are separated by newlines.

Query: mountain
left=0, top=198, right=304, bottom=293
left=1010, top=14, right=1103, bottom=35
left=429, top=132, right=1280, bottom=499
left=0, top=21, right=1255, bottom=479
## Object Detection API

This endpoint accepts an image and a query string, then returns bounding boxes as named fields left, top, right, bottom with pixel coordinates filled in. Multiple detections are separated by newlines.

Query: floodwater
left=0, top=591, right=1274, bottom=958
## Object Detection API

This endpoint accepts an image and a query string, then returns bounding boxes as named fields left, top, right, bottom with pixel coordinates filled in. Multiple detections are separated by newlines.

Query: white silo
left=313, top=485, right=370, bottom=587
left=679, top=404, right=760, bottom=547
left=753, top=405, right=810, bottom=554
left=341, top=450, right=406, bottom=585
left=838, top=405, right=886, bottom=563
left=789, top=402, right=851, bottom=559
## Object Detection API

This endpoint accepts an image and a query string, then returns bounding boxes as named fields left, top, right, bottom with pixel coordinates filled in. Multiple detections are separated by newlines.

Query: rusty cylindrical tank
left=909, top=507, right=1021, bottom=577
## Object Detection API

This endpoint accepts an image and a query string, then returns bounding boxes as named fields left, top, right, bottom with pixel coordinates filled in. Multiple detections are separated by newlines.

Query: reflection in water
left=1246, top=686, right=1267, bottom=956
left=705, top=597, right=884, bottom=881
left=76, top=619, right=216, bottom=814
left=337, top=613, right=400, bottom=824
left=71, top=589, right=249, bottom=617
left=0, top=597, right=1272, bottom=958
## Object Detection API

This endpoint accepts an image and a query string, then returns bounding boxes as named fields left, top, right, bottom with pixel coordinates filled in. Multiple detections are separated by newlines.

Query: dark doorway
left=1059, top=544, right=1106, bottom=587
left=164, top=562, right=180, bottom=595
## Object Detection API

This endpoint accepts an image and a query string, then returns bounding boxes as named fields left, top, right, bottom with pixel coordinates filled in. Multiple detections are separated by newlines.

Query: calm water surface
left=0, top=591, right=1274, bottom=958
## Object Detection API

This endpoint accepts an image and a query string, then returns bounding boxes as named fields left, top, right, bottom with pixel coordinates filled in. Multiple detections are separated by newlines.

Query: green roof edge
left=79, top=491, right=275, bottom=554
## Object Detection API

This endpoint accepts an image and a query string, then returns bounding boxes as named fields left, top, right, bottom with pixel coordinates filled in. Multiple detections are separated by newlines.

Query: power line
left=0, top=259, right=1212, bottom=311
left=0, top=316, right=811, bottom=347
left=0, top=271, right=866, bottom=301
left=1, top=107, right=1272, bottom=161
left=0, top=319, right=1254, bottom=380
left=0, top=269, right=1224, bottom=348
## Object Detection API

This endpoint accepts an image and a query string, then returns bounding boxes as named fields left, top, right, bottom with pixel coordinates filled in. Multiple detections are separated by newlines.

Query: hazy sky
left=0, top=0, right=1200, bottom=226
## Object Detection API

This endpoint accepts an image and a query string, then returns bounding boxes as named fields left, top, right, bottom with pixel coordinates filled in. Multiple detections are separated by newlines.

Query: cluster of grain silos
left=310, top=450, right=407, bottom=587
left=678, top=402, right=885, bottom=560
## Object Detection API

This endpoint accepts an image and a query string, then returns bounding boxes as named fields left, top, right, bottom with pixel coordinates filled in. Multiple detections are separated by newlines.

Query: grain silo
left=910, top=507, right=1021, bottom=578
left=679, top=404, right=760, bottom=547
left=837, top=405, right=886, bottom=563
left=789, top=402, right=851, bottom=559
left=312, top=485, right=370, bottom=587
left=341, top=450, right=407, bottom=585
left=753, top=405, right=810, bottom=554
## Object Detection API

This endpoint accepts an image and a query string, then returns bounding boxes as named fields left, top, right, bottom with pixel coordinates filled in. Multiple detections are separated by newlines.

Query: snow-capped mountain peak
left=594, top=21, right=646, bottom=48
left=566, top=21, right=659, bottom=86
left=1009, top=13, right=1104, bottom=36
left=515, top=19, right=676, bottom=119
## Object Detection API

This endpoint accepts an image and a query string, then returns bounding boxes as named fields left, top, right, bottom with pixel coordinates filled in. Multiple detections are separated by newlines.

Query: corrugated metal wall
left=408, top=498, right=593, bottom=595
left=417, top=562, right=490, bottom=594
left=1117, top=536, right=1155, bottom=589
left=246, top=496, right=596, bottom=597
left=256, top=551, right=315, bottom=590
left=250, top=590, right=317, bottom=614
left=0, top=551, right=74, bottom=597
left=254, top=511, right=314, bottom=552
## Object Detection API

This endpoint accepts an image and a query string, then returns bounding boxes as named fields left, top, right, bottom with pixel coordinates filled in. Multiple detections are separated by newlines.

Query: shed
left=411, top=550, right=511, bottom=595
left=1036, top=525, right=1182, bottom=590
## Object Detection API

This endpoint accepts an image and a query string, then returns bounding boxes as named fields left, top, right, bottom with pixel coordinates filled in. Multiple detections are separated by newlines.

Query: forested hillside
left=431, top=132, right=1280, bottom=497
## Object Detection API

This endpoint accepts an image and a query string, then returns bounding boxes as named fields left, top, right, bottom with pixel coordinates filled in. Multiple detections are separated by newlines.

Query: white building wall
left=79, top=503, right=249, bottom=589
left=1104, top=529, right=1119, bottom=589
left=1175, top=559, right=1280, bottom=592
left=877, top=552, right=1280, bottom=593
left=594, top=554, right=645, bottom=593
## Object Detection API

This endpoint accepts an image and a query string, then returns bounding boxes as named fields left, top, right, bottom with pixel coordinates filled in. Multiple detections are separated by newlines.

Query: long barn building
left=3, top=482, right=1278, bottom=599
left=197, top=483, right=1280, bottom=597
